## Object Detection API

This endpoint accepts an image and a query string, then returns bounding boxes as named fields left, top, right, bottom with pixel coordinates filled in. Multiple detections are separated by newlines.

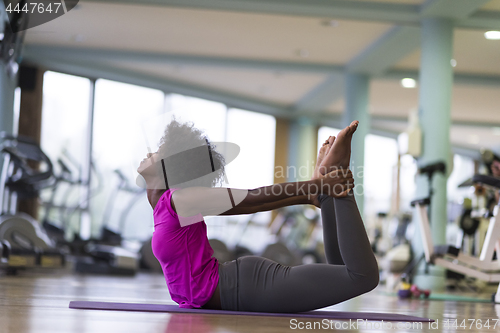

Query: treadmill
left=0, top=133, right=65, bottom=273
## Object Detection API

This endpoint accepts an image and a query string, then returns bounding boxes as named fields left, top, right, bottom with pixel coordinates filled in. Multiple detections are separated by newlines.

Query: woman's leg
left=219, top=123, right=378, bottom=313
left=318, top=194, right=344, bottom=265
left=232, top=193, right=378, bottom=313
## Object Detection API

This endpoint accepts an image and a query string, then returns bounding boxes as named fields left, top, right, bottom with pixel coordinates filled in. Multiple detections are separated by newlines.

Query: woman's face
left=137, top=151, right=158, bottom=176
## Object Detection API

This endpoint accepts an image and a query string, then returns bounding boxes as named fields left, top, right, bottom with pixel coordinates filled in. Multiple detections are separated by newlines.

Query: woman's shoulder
left=154, top=188, right=180, bottom=219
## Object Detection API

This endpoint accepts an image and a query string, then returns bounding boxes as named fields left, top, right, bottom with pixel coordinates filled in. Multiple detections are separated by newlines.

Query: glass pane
left=92, top=79, right=164, bottom=240
left=13, top=87, right=20, bottom=136
left=226, top=108, right=276, bottom=189
left=399, top=154, right=418, bottom=210
left=163, top=94, right=227, bottom=142
left=317, top=126, right=341, bottom=152
left=223, top=108, right=276, bottom=253
left=40, top=71, right=91, bottom=237
left=364, top=134, right=399, bottom=217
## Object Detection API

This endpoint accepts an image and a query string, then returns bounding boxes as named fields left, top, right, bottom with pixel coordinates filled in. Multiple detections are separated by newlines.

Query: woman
left=137, top=119, right=379, bottom=313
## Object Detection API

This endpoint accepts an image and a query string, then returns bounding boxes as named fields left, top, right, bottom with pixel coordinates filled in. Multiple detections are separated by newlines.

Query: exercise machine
left=208, top=238, right=235, bottom=263
left=100, top=169, right=145, bottom=245
left=456, top=174, right=496, bottom=257
left=74, top=169, right=143, bottom=276
left=380, top=212, right=413, bottom=274
left=41, top=156, right=85, bottom=245
left=1, top=240, right=11, bottom=270
left=261, top=209, right=302, bottom=266
left=411, top=161, right=500, bottom=302
left=0, top=133, right=65, bottom=273
left=207, top=217, right=254, bottom=264
left=262, top=206, right=325, bottom=266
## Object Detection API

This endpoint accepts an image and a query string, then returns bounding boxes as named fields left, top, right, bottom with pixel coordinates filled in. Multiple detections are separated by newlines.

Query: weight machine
left=411, top=161, right=500, bottom=302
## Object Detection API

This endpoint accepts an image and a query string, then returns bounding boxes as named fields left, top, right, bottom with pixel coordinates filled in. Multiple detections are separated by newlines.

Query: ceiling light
left=321, top=20, right=339, bottom=27
left=0, top=33, right=4, bottom=41
left=450, top=59, right=457, bottom=67
left=484, top=31, right=500, bottom=40
left=401, top=78, right=417, bottom=88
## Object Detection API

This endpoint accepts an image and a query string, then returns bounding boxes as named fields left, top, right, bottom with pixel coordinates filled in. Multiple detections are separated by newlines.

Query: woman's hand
left=317, top=168, right=355, bottom=198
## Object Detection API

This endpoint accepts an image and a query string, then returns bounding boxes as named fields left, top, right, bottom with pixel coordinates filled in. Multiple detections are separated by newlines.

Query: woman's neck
left=147, top=189, right=167, bottom=209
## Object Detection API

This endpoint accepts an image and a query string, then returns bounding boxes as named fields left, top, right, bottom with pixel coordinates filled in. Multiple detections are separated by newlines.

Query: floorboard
left=1, top=267, right=499, bottom=333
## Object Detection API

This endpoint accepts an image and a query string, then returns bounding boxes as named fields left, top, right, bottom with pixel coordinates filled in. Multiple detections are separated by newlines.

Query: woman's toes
left=317, top=143, right=329, bottom=162
left=319, top=144, right=328, bottom=156
left=323, top=137, right=335, bottom=155
left=350, top=121, right=359, bottom=133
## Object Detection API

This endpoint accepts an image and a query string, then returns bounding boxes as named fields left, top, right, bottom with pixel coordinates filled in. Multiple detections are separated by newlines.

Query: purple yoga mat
left=69, top=301, right=434, bottom=322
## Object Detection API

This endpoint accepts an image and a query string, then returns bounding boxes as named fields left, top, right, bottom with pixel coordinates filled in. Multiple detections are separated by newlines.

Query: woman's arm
left=219, top=193, right=315, bottom=215
left=171, top=169, right=353, bottom=218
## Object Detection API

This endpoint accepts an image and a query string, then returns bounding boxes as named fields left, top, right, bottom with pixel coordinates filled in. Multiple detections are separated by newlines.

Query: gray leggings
left=218, top=194, right=379, bottom=313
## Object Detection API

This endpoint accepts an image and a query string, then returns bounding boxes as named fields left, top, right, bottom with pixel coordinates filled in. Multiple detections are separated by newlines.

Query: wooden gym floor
left=1, top=267, right=499, bottom=333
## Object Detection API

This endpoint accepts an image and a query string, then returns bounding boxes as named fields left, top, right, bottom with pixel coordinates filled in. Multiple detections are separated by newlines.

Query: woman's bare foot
left=310, top=137, right=334, bottom=207
left=319, top=120, right=359, bottom=174
left=312, top=136, right=335, bottom=180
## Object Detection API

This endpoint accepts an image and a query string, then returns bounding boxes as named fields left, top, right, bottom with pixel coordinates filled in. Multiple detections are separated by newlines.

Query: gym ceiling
left=21, top=0, right=500, bottom=154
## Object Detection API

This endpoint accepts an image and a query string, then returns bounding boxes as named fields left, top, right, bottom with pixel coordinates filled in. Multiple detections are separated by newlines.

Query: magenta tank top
left=151, top=188, right=219, bottom=308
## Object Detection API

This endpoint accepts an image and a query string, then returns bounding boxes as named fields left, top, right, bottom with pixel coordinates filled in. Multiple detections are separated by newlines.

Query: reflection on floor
left=1, top=268, right=499, bottom=333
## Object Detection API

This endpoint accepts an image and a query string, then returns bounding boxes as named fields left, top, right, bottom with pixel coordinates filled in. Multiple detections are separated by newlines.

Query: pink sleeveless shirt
left=151, top=188, right=219, bottom=308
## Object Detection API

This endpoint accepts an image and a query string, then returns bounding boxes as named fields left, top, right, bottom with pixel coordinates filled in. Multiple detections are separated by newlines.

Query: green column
left=287, top=117, right=317, bottom=182
left=343, top=73, right=370, bottom=216
left=414, top=18, right=454, bottom=291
